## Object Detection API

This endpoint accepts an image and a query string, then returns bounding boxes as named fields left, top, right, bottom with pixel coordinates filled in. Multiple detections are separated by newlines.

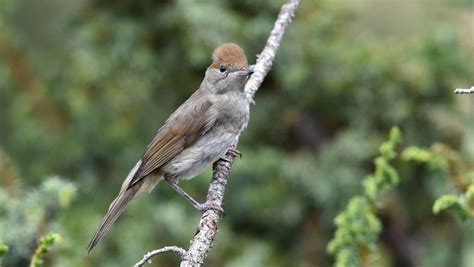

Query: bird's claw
left=198, top=202, right=225, bottom=217
left=227, top=147, right=242, bottom=159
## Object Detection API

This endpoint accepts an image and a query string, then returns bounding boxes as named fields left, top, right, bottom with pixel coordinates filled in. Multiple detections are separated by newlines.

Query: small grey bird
left=87, top=43, right=253, bottom=253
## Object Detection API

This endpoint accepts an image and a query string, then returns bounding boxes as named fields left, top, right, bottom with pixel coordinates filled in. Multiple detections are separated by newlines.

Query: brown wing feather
left=128, top=91, right=215, bottom=188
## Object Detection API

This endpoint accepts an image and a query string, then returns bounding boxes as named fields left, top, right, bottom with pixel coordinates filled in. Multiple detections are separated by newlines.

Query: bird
left=87, top=43, right=254, bottom=253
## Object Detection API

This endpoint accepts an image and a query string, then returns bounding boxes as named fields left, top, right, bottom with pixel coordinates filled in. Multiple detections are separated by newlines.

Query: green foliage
left=328, top=127, right=402, bottom=267
left=432, top=178, right=474, bottom=220
left=328, top=196, right=382, bottom=267
left=402, top=144, right=474, bottom=220
left=433, top=194, right=468, bottom=220
left=0, top=177, right=76, bottom=266
left=41, top=177, right=77, bottom=208
left=363, top=127, right=401, bottom=201
left=401, top=146, right=448, bottom=171
left=0, top=245, right=7, bottom=257
left=29, top=233, right=61, bottom=267
left=0, top=241, right=8, bottom=267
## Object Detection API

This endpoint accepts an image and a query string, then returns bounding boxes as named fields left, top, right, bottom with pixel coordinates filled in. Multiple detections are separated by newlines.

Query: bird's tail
left=87, top=160, right=144, bottom=253
left=86, top=185, right=139, bottom=253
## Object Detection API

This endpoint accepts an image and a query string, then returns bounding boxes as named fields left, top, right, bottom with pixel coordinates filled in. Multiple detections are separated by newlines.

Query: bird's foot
left=198, top=202, right=225, bottom=216
left=227, top=146, right=242, bottom=159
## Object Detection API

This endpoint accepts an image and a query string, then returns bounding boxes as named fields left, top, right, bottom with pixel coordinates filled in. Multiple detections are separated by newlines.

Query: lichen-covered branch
left=136, top=0, right=301, bottom=266
left=179, top=149, right=237, bottom=267
left=244, top=0, right=301, bottom=102
left=454, top=86, right=474, bottom=94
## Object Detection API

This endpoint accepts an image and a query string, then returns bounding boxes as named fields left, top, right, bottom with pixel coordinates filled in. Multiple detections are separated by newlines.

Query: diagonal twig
left=244, top=0, right=301, bottom=102
left=134, top=246, right=186, bottom=267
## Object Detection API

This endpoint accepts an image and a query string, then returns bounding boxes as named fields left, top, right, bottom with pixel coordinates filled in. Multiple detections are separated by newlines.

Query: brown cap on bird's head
left=210, top=43, right=248, bottom=69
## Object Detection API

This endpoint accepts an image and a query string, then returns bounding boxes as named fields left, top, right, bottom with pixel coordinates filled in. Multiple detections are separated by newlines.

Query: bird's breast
left=213, top=92, right=250, bottom=134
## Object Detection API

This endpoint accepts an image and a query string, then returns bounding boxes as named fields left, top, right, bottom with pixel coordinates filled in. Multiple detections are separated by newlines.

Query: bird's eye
left=219, top=65, right=227, bottom=73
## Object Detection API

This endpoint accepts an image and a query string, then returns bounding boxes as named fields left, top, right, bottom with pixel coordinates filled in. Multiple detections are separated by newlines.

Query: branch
left=136, top=0, right=301, bottom=266
left=134, top=246, right=186, bottom=267
left=454, top=86, right=474, bottom=94
left=245, top=0, right=301, bottom=102
left=179, top=149, right=238, bottom=267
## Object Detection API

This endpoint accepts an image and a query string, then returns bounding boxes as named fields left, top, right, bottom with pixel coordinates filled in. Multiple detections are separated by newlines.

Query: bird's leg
left=165, top=180, right=224, bottom=214
left=166, top=180, right=201, bottom=209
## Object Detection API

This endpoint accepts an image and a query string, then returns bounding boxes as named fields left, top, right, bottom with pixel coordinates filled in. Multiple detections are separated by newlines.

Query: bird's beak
left=246, top=65, right=255, bottom=75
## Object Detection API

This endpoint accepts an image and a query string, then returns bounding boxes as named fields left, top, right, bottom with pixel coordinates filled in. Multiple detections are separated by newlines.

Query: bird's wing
left=127, top=90, right=216, bottom=188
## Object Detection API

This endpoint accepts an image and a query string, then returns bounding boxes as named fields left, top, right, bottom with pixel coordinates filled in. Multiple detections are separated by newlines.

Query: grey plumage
left=87, top=43, right=252, bottom=253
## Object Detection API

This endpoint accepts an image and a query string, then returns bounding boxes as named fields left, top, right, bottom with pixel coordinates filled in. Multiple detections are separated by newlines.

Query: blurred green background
left=0, top=0, right=473, bottom=266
